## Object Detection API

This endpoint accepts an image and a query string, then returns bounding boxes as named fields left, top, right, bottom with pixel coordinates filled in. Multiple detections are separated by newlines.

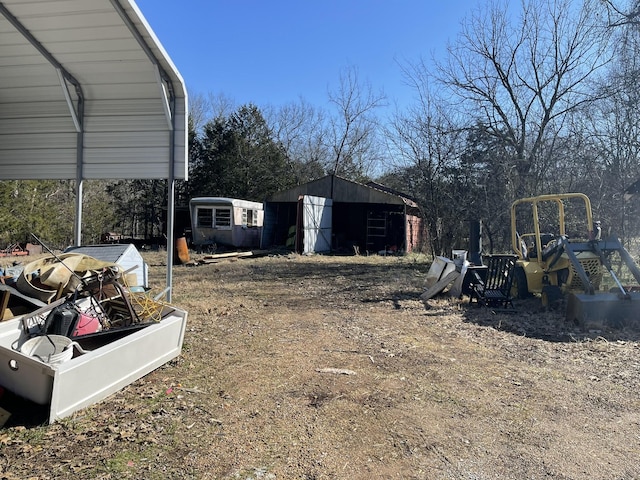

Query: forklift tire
left=514, top=266, right=531, bottom=299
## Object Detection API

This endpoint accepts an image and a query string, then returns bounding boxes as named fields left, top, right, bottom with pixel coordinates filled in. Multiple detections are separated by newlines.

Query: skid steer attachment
left=566, top=291, right=640, bottom=329
left=563, top=236, right=640, bottom=329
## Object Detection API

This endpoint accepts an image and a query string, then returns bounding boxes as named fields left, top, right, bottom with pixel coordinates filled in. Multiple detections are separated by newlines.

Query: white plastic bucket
left=19, top=335, right=76, bottom=364
left=452, top=250, right=468, bottom=269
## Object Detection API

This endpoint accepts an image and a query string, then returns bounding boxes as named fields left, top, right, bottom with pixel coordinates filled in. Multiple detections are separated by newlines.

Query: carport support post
left=73, top=100, right=84, bottom=246
left=74, top=102, right=84, bottom=246
left=166, top=179, right=175, bottom=303
left=74, top=180, right=83, bottom=246
left=69, top=94, right=84, bottom=246
left=164, top=90, right=178, bottom=303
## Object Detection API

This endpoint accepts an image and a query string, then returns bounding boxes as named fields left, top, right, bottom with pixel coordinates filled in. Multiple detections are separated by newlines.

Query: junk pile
left=0, top=246, right=188, bottom=424
left=3, top=252, right=169, bottom=326
left=0, top=243, right=29, bottom=258
left=421, top=250, right=474, bottom=301
left=17, top=253, right=173, bottom=337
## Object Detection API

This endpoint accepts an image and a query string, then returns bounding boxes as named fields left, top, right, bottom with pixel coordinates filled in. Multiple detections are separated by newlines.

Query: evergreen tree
left=0, top=180, right=75, bottom=249
left=188, top=104, right=296, bottom=201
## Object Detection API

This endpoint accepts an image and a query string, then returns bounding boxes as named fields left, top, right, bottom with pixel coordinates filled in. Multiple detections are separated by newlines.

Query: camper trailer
left=189, top=197, right=264, bottom=250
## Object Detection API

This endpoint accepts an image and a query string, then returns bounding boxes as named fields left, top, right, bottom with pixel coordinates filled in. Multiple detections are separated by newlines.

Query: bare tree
left=576, top=8, right=640, bottom=243
left=188, top=91, right=210, bottom=134
left=385, top=79, right=467, bottom=256
left=327, top=66, right=387, bottom=180
left=435, top=0, right=613, bottom=196
left=189, top=91, right=237, bottom=134
left=601, top=0, right=640, bottom=26
left=265, top=98, right=328, bottom=183
left=206, top=91, right=236, bottom=120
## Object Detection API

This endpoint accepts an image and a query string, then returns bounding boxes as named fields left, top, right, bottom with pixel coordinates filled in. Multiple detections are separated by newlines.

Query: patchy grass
left=1, top=251, right=640, bottom=479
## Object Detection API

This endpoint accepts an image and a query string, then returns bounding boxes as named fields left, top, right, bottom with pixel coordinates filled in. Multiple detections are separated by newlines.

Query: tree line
left=1, top=0, right=639, bottom=257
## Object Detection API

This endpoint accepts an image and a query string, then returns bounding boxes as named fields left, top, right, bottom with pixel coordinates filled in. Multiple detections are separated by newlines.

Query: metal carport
left=0, top=0, right=187, bottom=300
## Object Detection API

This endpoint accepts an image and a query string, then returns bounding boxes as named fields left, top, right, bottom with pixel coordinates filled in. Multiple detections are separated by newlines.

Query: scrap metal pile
left=1, top=251, right=173, bottom=355
left=0, top=246, right=187, bottom=425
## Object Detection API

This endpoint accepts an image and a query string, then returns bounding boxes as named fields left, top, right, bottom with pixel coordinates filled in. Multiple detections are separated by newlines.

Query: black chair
left=469, top=254, right=517, bottom=309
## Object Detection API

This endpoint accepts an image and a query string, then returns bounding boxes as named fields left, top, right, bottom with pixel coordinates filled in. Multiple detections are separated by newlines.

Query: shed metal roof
left=0, top=0, right=187, bottom=180
left=266, top=175, right=419, bottom=208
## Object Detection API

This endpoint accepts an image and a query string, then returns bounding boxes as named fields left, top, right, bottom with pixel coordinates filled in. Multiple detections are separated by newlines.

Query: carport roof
left=0, top=0, right=187, bottom=181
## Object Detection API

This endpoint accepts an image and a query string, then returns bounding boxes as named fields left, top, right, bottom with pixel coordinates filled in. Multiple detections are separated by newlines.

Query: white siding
left=0, top=0, right=188, bottom=181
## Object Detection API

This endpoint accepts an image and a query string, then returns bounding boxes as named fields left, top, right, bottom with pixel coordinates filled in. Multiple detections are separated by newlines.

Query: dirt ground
left=1, top=252, right=640, bottom=479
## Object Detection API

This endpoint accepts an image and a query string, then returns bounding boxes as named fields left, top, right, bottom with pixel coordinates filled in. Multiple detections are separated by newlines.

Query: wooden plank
left=203, top=251, right=246, bottom=260
left=201, top=250, right=271, bottom=262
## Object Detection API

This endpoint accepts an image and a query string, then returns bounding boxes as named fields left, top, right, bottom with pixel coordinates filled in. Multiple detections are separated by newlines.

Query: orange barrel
left=175, top=236, right=190, bottom=264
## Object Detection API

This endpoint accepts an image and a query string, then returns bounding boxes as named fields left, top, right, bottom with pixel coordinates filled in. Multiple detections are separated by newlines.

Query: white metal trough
left=0, top=307, right=187, bottom=423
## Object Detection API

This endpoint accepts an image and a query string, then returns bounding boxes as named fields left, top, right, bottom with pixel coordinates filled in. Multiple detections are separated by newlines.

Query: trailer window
left=196, top=208, right=213, bottom=228
left=214, top=208, right=231, bottom=228
left=243, top=208, right=259, bottom=227
left=196, top=207, right=231, bottom=229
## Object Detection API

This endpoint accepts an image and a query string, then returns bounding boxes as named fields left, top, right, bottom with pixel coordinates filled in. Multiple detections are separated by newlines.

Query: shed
left=64, top=243, right=149, bottom=288
left=262, top=175, right=425, bottom=254
left=189, top=197, right=264, bottom=250
left=0, top=0, right=187, bottom=300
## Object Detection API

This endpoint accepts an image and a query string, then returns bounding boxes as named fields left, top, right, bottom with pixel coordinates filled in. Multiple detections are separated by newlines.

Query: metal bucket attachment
left=566, top=292, right=640, bottom=329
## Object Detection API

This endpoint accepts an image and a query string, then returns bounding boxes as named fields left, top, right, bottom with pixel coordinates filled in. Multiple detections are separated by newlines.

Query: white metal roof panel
left=0, top=0, right=188, bottom=181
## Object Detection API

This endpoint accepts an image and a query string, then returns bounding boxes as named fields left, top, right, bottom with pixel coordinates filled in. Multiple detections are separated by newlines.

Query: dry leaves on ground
left=1, top=252, right=640, bottom=479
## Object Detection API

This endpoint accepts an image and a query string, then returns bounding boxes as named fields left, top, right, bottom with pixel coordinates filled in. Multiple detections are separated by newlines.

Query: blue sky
left=135, top=1, right=476, bottom=110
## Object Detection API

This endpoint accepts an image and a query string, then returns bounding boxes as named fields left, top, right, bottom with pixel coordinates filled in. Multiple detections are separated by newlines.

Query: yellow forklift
left=510, top=193, right=640, bottom=328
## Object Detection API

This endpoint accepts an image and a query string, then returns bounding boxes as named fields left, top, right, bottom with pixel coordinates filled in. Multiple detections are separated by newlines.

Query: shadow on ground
left=459, top=296, right=640, bottom=343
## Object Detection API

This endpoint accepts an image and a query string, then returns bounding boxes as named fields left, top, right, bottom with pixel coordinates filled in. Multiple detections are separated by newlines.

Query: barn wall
left=405, top=214, right=426, bottom=253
